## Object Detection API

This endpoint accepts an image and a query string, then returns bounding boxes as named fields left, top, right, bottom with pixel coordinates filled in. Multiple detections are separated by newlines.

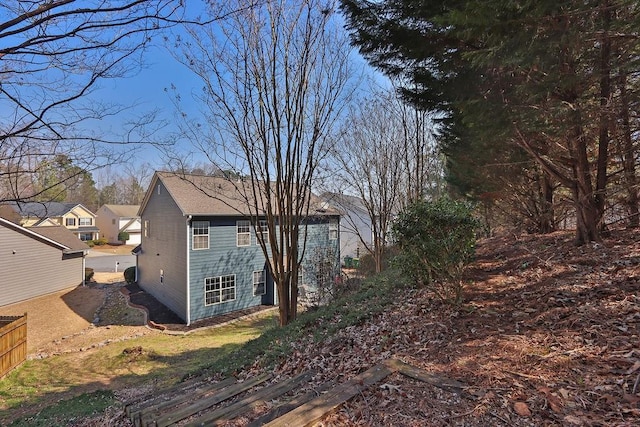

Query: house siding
left=96, top=206, right=141, bottom=244
left=136, top=172, right=342, bottom=324
left=339, top=210, right=372, bottom=259
left=0, top=226, right=84, bottom=307
left=188, top=216, right=271, bottom=322
left=186, top=216, right=339, bottom=322
left=137, top=183, right=188, bottom=321
left=95, top=206, right=117, bottom=243
left=120, top=218, right=142, bottom=245
left=299, top=216, right=341, bottom=301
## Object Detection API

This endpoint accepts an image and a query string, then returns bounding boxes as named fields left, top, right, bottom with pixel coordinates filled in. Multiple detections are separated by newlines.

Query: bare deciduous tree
left=169, top=0, right=356, bottom=326
left=0, top=1, right=182, bottom=204
left=331, top=87, right=443, bottom=273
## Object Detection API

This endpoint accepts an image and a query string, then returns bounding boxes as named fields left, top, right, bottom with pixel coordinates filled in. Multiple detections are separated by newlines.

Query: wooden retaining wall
left=0, top=313, right=27, bottom=378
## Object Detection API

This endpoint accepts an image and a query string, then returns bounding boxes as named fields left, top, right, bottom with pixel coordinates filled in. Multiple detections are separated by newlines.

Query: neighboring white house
left=95, top=204, right=141, bottom=245
left=8, top=202, right=99, bottom=241
left=320, top=193, right=373, bottom=261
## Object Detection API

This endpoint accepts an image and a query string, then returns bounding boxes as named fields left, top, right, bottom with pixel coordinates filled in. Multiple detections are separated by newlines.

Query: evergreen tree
left=341, top=0, right=640, bottom=243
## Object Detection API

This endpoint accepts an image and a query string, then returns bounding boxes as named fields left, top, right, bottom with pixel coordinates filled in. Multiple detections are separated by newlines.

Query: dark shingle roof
left=10, top=201, right=77, bottom=218
left=149, top=172, right=338, bottom=217
left=101, top=204, right=140, bottom=218
left=32, top=226, right=90, bottom=253
left=0, top=218, right=89, bottom=253
left=320, top=192, right=369, bottom=216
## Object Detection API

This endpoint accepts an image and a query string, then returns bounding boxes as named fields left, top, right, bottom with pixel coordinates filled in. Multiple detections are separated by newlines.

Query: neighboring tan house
left=8, top=202, right=99, bottom=241
left=320, top=192, right=373, bottom=261
left=135, top=171, right=341, bottom=325
left=0, top=217, right=89, bottom=307
left=95, top=204, right=141, bottom=245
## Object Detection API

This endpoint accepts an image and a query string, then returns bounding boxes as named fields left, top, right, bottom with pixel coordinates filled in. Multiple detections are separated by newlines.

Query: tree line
left=341, top=0, right=640, bottom=244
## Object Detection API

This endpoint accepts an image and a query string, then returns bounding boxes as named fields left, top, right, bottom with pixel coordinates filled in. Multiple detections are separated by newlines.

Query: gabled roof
left=0, top=204, right=21, bottom=224
left=33, top=218, right=60, bottom=227
left=140, top=172, right=339, bottom=217
left=100, top=204, right=140, bottom=218
left=320, top=192, right=369, bottom=217
left=33, top=226, right=91, bottom=253
left=9, top=201, right=94, bottom=219
left=0, top=217, right=89, bottom=253
left=120, top=217, right=141, bottom=232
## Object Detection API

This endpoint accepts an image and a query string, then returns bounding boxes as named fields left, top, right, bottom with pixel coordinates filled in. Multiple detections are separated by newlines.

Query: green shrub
left=84, top=267, right=94, bottom=282
left=124, top=266, right=136, bottom=285
left=92, top=237, right=108, bottom=246
left=392, top=196, right=479, bottom=304
left=118, top=231, right=130, bottom=243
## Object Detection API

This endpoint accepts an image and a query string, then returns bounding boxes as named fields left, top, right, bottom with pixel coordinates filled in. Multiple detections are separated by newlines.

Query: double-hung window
left=256, top=219, right=269, bottom=244
left=66, top=218, right=76, bottom=227
left=192, top=221, right=209, bottom=250
left=253, top=270, right=266, bottom=296
left=329, top=223, right=338, bottom=240
left=237, top=220, right=250, bottom=246
left=204, top=275, right=236, bottom=305
left=79, top=217, right=92, bottom=226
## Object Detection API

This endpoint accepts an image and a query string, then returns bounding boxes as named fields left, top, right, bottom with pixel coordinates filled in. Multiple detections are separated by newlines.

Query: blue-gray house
left=135, top=172, right=340, bottom=325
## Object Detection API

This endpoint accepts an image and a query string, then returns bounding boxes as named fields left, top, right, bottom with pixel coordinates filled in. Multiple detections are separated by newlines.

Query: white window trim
left=204, top=274, right=236, bottom=306
left=256, top=219, right=269, bottom=244
left=237, top=220, right=250, bottom=247
left=192, top=220, right=210, bottom=250
left=79, top=217, right=92, bottom=226
left=253, top=270, right=266, bottom=296
left=66, top=217, right=76, bottom=227
left=329, top=223, right=338, bottom=240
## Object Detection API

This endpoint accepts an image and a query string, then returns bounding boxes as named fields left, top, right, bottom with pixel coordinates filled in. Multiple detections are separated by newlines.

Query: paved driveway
left=86, top=251, right=135, bottom=272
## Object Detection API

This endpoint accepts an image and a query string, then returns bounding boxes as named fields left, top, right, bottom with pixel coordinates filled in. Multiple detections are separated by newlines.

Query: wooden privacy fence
left=0, top=313, right=27, bottom=378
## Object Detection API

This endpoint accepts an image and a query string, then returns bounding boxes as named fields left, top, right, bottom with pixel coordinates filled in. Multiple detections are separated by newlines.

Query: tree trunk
left=276, top=273, right=290, bottom=327
left=594, top=0, right=612, bottom=233
left=374, top=242, right=384, bottom=274
left=618, top=73, right=639, bottom=228
left=539, top=171, right=555, bottom=234
left=569, top=109, right=601, bottom=244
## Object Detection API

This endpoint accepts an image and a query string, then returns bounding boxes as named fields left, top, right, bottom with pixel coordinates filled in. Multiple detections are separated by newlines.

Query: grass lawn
left=1, top=271, right=397, bottom=426
left=0, top=312, right=279, bottom=425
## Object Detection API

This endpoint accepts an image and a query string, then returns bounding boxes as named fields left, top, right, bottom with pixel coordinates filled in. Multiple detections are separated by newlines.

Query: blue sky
left=87, top=3, right=385, bottom=187
left=90, top=44, right=197, bottom=167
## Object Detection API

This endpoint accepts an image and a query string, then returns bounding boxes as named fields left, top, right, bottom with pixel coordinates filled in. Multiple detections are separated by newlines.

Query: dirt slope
left=239, top=229, right=640, bottom=426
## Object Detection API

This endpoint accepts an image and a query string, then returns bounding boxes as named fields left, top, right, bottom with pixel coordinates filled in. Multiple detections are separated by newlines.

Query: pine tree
left=341, top=0, right=640, bottom=243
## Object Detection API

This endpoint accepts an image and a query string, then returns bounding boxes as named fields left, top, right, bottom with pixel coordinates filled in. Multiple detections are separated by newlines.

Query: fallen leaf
left=513, top=401, right=532, bottom=417
left=626, top=360, right=640, bottom=375
left=537, top=386, right=564, bottom=413
left=623, top=393, right=640, bottom=404
left=563, top=414, right=584, bottom=426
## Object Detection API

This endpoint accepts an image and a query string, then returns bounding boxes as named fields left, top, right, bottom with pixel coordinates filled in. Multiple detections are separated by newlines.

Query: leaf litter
left=84, top=229, right=640, bottom=426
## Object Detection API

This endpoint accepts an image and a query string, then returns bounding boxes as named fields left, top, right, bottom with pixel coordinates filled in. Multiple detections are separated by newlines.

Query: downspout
left=186, top=214, right=192, bottom=326
left=82, top=251, right=87, bottom=286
